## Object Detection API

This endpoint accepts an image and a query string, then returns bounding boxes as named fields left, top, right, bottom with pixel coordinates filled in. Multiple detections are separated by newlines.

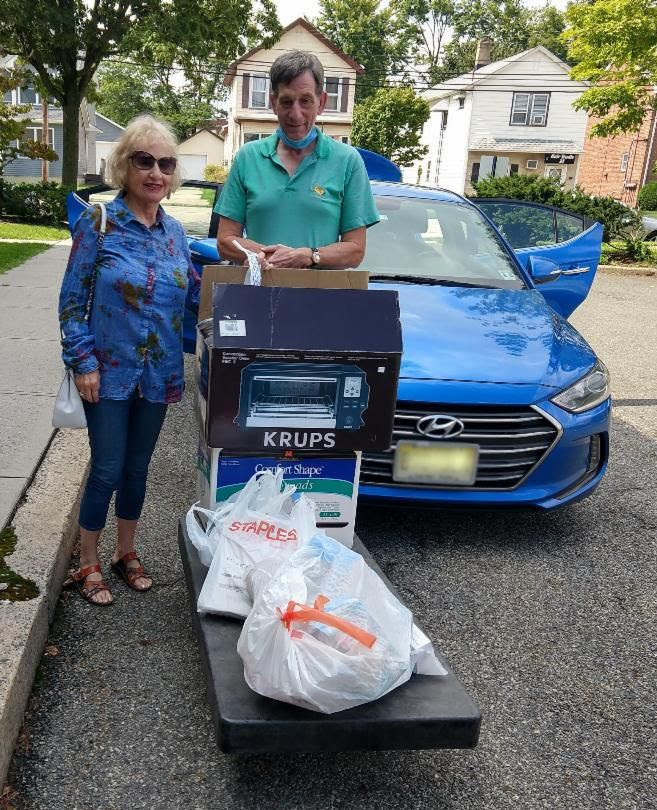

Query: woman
left=59, top=114, right=199, bottom=606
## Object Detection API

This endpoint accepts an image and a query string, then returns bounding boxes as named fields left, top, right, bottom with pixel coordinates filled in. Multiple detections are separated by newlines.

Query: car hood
left=377, top=283, right=597, bottom=391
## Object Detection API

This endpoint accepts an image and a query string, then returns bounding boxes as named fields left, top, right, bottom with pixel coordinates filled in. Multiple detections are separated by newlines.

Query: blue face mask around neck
left=276, top=126, right=318, bottom=150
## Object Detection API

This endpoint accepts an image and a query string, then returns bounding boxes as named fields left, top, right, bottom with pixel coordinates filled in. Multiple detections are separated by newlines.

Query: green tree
left=439, top=0, right=567, bottom=79
left=0, top=70, right=57, bottom=177
left=0, top=0, right=280, bottom=187
left=96, top=61, right=214, bottom=140
left=565, top=0, right=657, bottom=136
left=351, top=86, right=430, bottom=165
left=390, top=0, right=455, bottom=85
left=315, top=0, right=410, bottom=99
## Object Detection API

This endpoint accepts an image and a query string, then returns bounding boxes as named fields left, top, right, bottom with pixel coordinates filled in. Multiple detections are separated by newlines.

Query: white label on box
left=219, top=319, right=246, bottom=337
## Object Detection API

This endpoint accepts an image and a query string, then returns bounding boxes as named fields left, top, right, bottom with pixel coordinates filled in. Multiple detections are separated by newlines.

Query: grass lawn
left=641, top=210, right=657, bottom=218
left=0, top=242, right=51, bottom=274
left=200, top=187, right=216, bottom=205
left=0, top=220, right=69, bottom=240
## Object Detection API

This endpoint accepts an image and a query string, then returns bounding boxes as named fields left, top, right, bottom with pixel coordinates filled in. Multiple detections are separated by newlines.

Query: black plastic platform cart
left=178, top=518, right=482, bottom=754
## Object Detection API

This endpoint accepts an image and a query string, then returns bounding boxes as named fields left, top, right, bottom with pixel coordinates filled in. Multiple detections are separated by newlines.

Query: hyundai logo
left=416, top=414, right=465, bottom=439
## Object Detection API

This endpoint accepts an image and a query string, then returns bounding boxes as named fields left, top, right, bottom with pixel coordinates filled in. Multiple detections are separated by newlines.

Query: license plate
left=393, top=441, right=479, bottom=486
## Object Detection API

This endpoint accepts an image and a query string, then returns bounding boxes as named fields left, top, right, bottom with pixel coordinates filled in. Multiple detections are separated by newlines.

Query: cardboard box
left=198, top=283, right=402, bottom=452
left=197, top=265, right=370, bottom=323
left=196, top=433, right=361, bottom=546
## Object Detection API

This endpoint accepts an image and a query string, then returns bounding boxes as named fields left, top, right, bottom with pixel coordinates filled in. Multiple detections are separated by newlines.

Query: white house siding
left=225, top=21, right=358, bottom=163
left=408, top=48, right=588, bottom=195
left=404, top=94, right=473, bottom=194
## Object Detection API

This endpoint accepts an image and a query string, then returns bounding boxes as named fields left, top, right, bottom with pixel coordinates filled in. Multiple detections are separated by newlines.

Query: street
left=7, top=270, right=657, bottom=810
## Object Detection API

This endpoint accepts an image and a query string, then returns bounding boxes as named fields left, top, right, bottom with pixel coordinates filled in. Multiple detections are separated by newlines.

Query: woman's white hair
left=105, top=114, right=182, bottom=192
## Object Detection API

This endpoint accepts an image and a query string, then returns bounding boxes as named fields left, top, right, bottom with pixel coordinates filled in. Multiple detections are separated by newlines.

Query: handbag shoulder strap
left=84, top=202, right=107, bottom=323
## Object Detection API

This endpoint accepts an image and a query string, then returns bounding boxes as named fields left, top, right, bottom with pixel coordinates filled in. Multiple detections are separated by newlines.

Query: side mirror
left=527, top=255, right=561, bottom=284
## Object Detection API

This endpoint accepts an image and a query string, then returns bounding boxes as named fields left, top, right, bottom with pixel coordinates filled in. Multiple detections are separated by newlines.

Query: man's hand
left=263, top=244, right=313, bottom=268
left=75, top=370, right=100, bottom=403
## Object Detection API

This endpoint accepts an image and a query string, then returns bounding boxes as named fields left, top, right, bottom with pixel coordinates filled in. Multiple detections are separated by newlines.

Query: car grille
left=361, top=403, right=560, bottom=490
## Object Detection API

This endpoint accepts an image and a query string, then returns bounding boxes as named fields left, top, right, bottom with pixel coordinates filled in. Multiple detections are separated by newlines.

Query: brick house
left=577, top=107, right=657, bottom=206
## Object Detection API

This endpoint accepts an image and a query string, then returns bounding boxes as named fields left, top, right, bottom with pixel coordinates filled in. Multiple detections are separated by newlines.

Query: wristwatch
left=310, top=248, right=321, bottom=267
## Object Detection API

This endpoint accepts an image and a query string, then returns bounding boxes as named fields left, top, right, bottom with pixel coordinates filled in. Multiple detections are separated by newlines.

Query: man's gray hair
left=269, top=51, right=324, bottom=96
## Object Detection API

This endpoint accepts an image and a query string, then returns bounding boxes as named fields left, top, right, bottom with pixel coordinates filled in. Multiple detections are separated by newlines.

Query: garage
left=180, top=153, right=208, bottom=180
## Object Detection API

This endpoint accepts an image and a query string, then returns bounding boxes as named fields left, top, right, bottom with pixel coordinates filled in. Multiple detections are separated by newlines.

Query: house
left=222, top=17, right=363, bottom=163
left=577, top=107, right=657, bottom=206
left=178, top=127, right=226, bottom=179
left=0, top=55, right=99, bottom=182
left=405, top=44, right=589, bottom=195
left=94, top=112, right=125, bottom=176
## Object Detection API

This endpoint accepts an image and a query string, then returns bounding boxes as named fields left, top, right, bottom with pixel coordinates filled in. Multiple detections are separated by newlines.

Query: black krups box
left=196, top=284, right=402, bottom=452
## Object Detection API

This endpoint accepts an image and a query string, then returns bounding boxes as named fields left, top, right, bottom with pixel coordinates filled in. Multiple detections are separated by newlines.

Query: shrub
left=0, top=181, right=70, bottom=224
left=204, top=164, right=227, bottom=183
left=638, top=182, right=657, bottom=211
left=470, top=175, right=639, bottom=242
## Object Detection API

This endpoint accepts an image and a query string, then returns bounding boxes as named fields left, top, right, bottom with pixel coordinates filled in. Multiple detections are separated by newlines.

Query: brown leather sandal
left=63, top=564, right=114, bottom=607
left=111, top=551, right=152, bottom=592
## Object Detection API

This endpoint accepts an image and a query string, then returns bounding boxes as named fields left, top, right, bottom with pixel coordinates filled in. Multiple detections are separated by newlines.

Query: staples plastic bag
left=197, top=469, right=318, bottom=618
left=238, top=533, right=427, bottom=713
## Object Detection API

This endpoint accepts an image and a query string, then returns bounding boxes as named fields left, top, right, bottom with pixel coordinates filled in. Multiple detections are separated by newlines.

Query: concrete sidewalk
left=0, top=246, right=89, bottom=784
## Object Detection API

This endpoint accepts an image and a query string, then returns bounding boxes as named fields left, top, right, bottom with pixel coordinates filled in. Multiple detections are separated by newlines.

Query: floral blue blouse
left=59, top=194, right=200, bottom=404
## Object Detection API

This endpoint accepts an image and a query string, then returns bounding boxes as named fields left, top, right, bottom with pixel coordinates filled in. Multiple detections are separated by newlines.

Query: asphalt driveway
left=6, top=271, right=657, bottom=810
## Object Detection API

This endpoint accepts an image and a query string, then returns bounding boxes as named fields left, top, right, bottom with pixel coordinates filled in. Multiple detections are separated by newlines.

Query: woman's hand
left=263, top=245, right=312, bottom=268
left=75, top=371, right=100, bottom=403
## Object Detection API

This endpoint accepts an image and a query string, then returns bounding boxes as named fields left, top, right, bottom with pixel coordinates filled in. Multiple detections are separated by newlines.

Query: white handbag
left=52, top=367, right=87, bottom=428
left=52, top=202, right=106, bottom=429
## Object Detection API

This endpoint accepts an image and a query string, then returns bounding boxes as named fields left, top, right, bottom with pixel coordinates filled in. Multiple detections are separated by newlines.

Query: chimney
left=475, top=37, right=493, bottom=71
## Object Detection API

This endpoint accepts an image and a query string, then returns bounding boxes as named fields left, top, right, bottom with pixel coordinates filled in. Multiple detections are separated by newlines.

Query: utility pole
left=41, top=97, right=49, bottom=183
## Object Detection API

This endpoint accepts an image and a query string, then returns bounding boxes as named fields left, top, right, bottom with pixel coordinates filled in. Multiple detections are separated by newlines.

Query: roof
left=181, top=128, right=225, bottom=145
left=95, top=112, right=126, bottom=131
left=470, top=137, right=583, bottom=154
left=223, top=17, right=364, bottom=87
left=423, top=46, right=585, bottom=102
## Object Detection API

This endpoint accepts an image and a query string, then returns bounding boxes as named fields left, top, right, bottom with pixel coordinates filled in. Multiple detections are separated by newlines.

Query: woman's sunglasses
left=129, top=151, right=177, bottom=175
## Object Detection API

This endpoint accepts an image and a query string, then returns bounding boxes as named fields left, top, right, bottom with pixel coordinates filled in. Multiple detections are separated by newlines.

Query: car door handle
left=561, top=266, right=590, bottom=275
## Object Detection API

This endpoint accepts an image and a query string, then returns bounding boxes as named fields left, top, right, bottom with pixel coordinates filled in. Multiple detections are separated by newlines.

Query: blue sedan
left=69, top=173, right=610, bottom=510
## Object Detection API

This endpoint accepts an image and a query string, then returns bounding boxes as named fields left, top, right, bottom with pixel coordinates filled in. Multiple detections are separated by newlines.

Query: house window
left=457, top=96, right=465, bottom=109
left=324, top=77, right=340, bottom=112
left=249, top=75, right=269, bottom=109
left=17, top=126, right=55, bottom=155
left=243, top=132, right=269, bottom=144
left=510, top=163, right=519, bottom=175
left=18, top=84, right=39, bottom=105
left=471, top=162, right=480, bottom=183
left=620, top=152, right=629, bottom=172
left=329, top=135, right=349, bottom=144
left=440, top=111, right=448, bottom=129
left=2, top=88, right=13, bottom=103
left=510, top=92, right=550, bottom=127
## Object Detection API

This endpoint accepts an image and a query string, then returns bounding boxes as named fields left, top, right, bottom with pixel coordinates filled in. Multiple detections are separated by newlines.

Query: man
left=216, top=51, right=379, bottom=269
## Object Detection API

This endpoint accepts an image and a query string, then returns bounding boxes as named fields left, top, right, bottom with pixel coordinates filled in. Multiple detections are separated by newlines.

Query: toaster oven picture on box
left=235, top=362, right=370, bottom=429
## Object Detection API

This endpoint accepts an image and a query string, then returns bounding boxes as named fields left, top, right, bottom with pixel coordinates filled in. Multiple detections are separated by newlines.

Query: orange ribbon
left=279, top=595, right=377, bottom=649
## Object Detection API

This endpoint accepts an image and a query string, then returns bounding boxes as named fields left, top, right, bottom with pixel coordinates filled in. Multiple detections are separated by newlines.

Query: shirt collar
left=113, top=191, right=169, bottom=233
left=260, top=127, right=330, bottom=160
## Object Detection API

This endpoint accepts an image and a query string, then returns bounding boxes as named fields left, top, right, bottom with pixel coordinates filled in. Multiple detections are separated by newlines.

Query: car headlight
left=551, top=361, right=611, bottom=413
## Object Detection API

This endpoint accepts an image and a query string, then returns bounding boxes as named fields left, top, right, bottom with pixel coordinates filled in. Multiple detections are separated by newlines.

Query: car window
left=555, top=210, right=585, bottom=243
left=88, top=182, right=217, bottom=238
left=476, top=201, right=556, bottom=249
left=363, top=196, right=526, bottom=289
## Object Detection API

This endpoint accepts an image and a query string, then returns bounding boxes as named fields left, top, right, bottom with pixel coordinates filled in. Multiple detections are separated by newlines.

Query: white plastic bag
left=238, top=533, right=424, bottom=714
left=197, top=470, right=318, bottom=618
left=185, top=501, right=232, bottom=567
left=232, top=239, right=262, bottom=286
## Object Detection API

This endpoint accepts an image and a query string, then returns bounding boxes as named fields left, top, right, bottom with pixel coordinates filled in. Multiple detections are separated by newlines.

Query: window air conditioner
left=526, top=159, right=539, bottom=170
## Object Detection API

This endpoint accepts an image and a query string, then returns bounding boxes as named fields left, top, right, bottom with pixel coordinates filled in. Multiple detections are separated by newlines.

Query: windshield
left=363, top=196, right=526, bottom=289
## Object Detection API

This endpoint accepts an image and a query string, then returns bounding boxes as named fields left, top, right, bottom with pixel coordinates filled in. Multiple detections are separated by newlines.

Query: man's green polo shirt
left=215, top=130, right=380, bottom=249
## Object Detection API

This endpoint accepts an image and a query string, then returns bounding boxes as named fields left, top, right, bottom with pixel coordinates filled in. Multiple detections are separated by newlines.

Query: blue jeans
left=79, top=392, right=168, bottom=531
